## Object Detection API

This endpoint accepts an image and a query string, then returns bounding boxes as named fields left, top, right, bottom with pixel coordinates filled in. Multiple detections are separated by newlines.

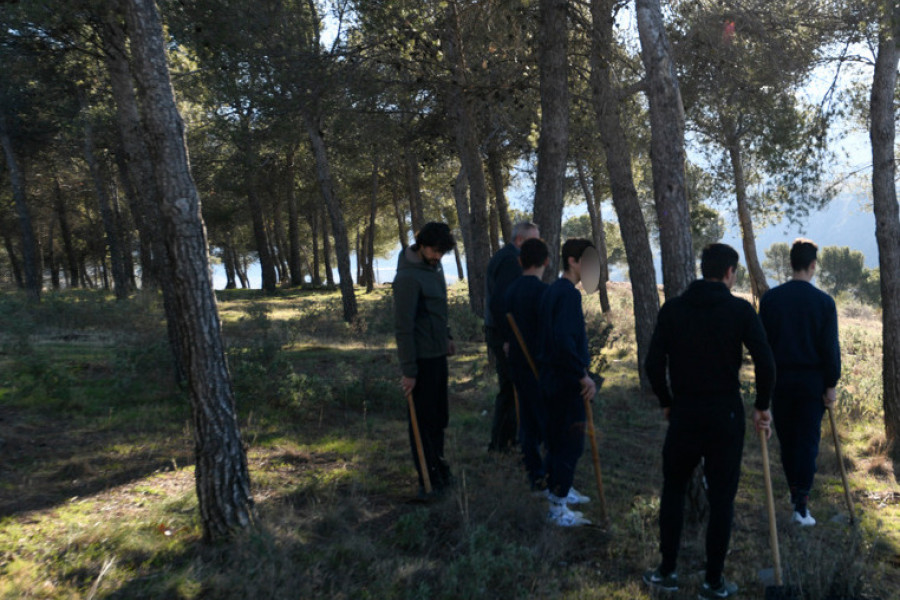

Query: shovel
left=827, top=405, right=855, bottom=524
left=759, top=427, right=788, bottom=599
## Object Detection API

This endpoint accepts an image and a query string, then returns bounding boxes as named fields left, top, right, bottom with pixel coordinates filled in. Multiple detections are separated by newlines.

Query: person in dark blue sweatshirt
left=759, top=238, right=841, bottom=526
left=643, top=243, right=775, bottom=599
left=502, top=238, right=551, bottom=492
left=536, top=239, right=597, bottom=527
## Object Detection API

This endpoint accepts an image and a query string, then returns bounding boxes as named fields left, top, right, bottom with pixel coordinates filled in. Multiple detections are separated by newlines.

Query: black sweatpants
left=772, top=372, right=826, bottom=505
left=541, top=367, right=586, bottom=499
left=486, top=326, right=517, bottom=451
left=511, top=363, right=548, bottom=488
left=408, top=356, right=451, bottom=490
left=659, top=398, right=744, bottom=585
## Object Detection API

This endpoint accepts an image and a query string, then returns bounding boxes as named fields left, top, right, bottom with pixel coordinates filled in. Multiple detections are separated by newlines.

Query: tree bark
left=589, top=0, right=659, bottom=388
left=391, top=179, right=408, bottom=250
left=405, top=147, right=425, bottom=233
left=0, top=119, right=41, bottom=301
left=636, top=0, right=694, bottom=299
left=870, top=6, right=900, bottom=461
left=533, top=0, right=570, bottom=281
left=486, top=144, right=513, bottom=243
left=576, top=157, right=611, bottom=312
left=54, top=177, right=80, bottom=287
left=223, top=238, right=237, bottom=290
left=728, top=140, right=769, bottom=302
left=124, top=0, right=255, bottom=543
left=47, top=219, right=60, bottom=290
left=305, top=116, right=357, bottom=319
left=444, top=2, right=492, bottom=316
left=488, top=195, right=500, bottom=254
left=3, top=233, right=24, bottom=288
left=308, top=210, right=322, bottom=286
left=365, top=155, right=379, bottom=292
left=81, top=95, right=131, bottom=300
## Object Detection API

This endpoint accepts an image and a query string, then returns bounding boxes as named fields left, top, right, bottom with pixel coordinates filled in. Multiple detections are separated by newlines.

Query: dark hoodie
left=393, top=246, right=451, bottom=378
left=645, top=279, right=775, bottom=411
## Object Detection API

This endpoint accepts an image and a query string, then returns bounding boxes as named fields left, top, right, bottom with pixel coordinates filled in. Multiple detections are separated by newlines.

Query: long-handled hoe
left=827, top=405, right=855, bottom=524
left=406, top=391, right=432, bottom=495
left=759, top=427, right=798, bottom=599
left=506, top=312, right=608, bottom=522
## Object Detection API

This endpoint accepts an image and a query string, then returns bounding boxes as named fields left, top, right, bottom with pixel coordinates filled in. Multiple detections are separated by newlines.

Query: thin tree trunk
left=54, top=177, right=80, bottom=287
left=405, top=148, right=425, bottom=233
left=728, top=140, right=769, bottom=302
left=308, top=211, right=322, bottom=286
left=870, top=7, right=900, bottom=461
left=486, top=145, right=512, bottom=243
left=223, top=238, right=237, bottom=290
left=3, top=233, right=24, bottom=288
left=236, top=252, right=250, bottom=288
left=488, top=195, right=500, bottom=254
left=454, top=245, right=465, bottom=281
left=125, top=0, right=254, bottom=543
left=271, top=207, right=290, bottom=284
left=444, top=1, right=491, bottom=316
left=81, top=97, right=131, bottom=300
left=576, top=157, right=611, bottom=312
left=0, top=120, right=41, bottom=301
left=590, top=0, right=659, bottom=389
left=48, top=219, right=60, bottom=290
left=365, top=154, right=378, bottom=293
left=285, top=150, right=303, bottom=287
left=453, top=164, right=481, bottom=300
left=636, top=0, right=695, bottom=299
left=533, top=0, right=569, bottom=281
left=392, top=179, right=408, bottom=250
left=246, top=174, right=277, bottom=293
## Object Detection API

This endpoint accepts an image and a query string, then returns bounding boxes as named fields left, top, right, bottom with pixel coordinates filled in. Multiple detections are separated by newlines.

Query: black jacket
left=645, top=279, right=775, bottom=410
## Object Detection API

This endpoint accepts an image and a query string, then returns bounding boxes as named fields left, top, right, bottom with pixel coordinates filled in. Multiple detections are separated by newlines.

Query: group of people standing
left=393, top=223, right=840, bottom=600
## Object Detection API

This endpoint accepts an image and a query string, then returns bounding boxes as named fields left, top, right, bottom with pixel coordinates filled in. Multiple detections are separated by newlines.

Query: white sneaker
left=792, top=509, right=816, bottom=526
left=547, top=488, right=591, bottom=505
left=547, top=502, right=591, bottom=527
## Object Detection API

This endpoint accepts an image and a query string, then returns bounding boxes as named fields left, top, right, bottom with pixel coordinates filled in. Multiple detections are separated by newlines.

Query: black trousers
left=659, top=398, right=744, bottom=585
left=486, top=326, right=517, bottom=451
left=541, top=367, right=586, bottom=499
left=408, top=356, right=451, bottom=490
left=511, top=362, right=548, bottom=488
left=772, top=372, right=826, bottom=505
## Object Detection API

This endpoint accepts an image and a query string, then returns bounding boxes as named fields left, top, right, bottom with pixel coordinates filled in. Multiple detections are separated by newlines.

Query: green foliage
left=857, top=267, right=881, bottom=308
left=561, top=215, right=627, bottom=268
left=818, top=245, right=865, bottom=296
left=763, top=242, right=793, bottom=284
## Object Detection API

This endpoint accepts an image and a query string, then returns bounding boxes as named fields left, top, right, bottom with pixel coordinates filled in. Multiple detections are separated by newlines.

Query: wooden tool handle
left=406, top=391, right=432, bottom=494
left=759, top=427, right=783, bottom=586
left=828, top=406, right=855, bottom=524
left=506, top=313, right=539, bottom=379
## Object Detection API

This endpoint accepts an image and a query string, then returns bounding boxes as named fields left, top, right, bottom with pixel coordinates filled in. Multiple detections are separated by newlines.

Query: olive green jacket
left=392, top=247, right=451, bottom=378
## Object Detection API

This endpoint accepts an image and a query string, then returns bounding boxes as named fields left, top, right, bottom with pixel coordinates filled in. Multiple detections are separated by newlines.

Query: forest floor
left=0, top=284, right=898, bottom=599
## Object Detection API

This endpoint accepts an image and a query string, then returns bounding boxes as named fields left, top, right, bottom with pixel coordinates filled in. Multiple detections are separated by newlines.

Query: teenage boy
left=393, top=222, right=457, bottom=497
left=643, top=243, right=776, bottom=599
left=536, top=239, right=597, bottom=527
left=760, top=238, right=841, bottom=526
left=502, top=238, right=551, bottom=492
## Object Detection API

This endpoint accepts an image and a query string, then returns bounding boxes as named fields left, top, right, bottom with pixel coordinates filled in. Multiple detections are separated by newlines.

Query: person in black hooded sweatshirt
left=643, top=243, right=776, bottom=599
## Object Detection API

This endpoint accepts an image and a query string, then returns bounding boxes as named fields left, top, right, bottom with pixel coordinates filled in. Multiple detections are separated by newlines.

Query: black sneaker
left=642, top=567, right=678, bottom=592
left=697, top=578, right=738, bottom=599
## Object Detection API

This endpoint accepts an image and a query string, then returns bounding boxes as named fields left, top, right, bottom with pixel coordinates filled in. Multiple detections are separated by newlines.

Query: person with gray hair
left=485, top=221, right=540, bottom=452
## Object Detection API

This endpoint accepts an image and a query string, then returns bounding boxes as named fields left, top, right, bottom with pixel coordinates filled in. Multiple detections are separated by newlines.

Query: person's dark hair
left=561, top=238, right=593, bottom=272
left=790, top=238, right=818, bottom=271
left=700, top=243, right=740, bottom=279
left=520, top=238, right=549, bottom=269
left=415, top=222, right=456, bottom=253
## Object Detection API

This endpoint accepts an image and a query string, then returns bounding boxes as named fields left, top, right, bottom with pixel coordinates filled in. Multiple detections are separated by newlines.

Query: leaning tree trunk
left=533, top=0, right=569, bottom=281
left=576, top=157, right=611, bottom=312
left=444, top=3, right=492, bottom=317
left=304, top=113, right=358, bottom=321
left=322, top=208, right=335, bottom=287
left=636, top=0, right=694, bottom=299
left=590, top=0, right=659, bottom=389
left=486, top=143, right=513, bottom=243
left=728, top=140, right=769, bottom=302
left=81, top=97, right=131, bottom=300
left=0, top=118, right=41, bottom=301
left=870, top=8, right=900, bottom=461
left=124, top=0, right=254, bottom=543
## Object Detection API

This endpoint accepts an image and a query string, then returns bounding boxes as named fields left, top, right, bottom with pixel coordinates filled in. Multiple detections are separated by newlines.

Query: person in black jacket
left=759, top=239, right=841, bottom=527
left=485, top=222, right=540, bottom=452
left=643, top=243, right=776, bottom=599
left=502, top=238, right=551, bottom=492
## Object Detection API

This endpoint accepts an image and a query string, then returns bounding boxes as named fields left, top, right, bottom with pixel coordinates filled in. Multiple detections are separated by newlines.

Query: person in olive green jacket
left=393, top=222, right=457, bottom=497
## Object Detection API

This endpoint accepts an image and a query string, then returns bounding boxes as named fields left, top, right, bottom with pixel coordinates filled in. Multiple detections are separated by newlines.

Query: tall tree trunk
left=54, top=177, right=80, bottom=287
left=271, top=206, right=290, bottom=284
left=392, top=179, right=408, bottom=250
left=454, top=245, right=465, bottom=281
left=3, top=233, right=24, bottom=288
left=81, top=97, right=131, bottom=300
left=405, top=148, right=425, bottom=233
left=365, top=155, right=379, bottom=293
left=444, top=2, right=491, bottom=316
left=322, top=209, right=335, bottom=287
left=0, top=120, right=41, bottom=301
left=576, top=157, right=611, bottom=312
left=111, top=161, right=138, bottom=289
left=453, top=164, right=481, bottom=301
left=486, top=144, right=513, bottom=243
left=47, top=219, right=60, bottom=290
left=870, top=6, right=900, bottom=461
left=308, top=211, right=322, bottom=286
left=636, top=0, right=694, bottom=299
left=488, top=195, right=500, bottom=254
left=728, top=140, right=769, bottom=302
left=236, top=252, right=250, bottom=289
left=223, top=238, right=237, bottom=290
left=246, top=171, right=277, bottom=293
left=285, top=150, right=303, bottom=287
left=305, top=116, right=357, bottom=320
left=125, top=0, right=254, bottom=543
left=533, top=0, right=569, bottom=281
left=590, top=0, right=659, bottom=389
